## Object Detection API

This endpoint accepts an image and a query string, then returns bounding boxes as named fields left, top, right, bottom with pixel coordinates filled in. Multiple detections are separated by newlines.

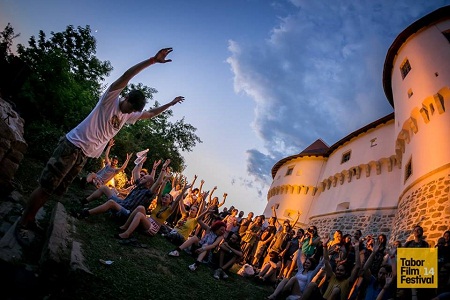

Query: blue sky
left=1, top=0, right=449, bottom=216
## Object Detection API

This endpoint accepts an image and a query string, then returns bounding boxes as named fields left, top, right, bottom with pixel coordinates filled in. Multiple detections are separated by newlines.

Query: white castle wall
left=311, top=121, right=399, bottom=216
left=391, top=19, right=450, bottom=124
left=264, top=7, right=450, bottom=246
left=388, top=12, right=450, bottom=245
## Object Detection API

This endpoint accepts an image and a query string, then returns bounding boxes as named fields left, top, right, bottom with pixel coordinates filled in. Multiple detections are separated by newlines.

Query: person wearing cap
left=85, top=139, right=132, bottom=188
left=15, top=48, right=185, bottom=247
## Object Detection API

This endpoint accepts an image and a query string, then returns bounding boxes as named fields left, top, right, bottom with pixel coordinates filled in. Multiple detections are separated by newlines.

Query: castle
left=262, top=6, right=450, bottom=246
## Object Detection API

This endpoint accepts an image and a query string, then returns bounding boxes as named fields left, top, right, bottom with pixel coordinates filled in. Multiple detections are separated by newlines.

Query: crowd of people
left=71, top=151, right=450, bottom=300
left=13, top=47, right=450, bottom=300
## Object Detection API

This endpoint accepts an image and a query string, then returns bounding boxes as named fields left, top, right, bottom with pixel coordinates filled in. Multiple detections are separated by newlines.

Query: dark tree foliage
left=16, top=25, right=112, bottom=129
left=0, top=23, right=29, bottom=101
left=0, top=24, right=201, bottom=173
left=115, top=83, right=202, bottom=173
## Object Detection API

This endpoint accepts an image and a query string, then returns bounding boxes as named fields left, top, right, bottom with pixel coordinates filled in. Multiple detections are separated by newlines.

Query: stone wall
left=0, top=97, right=27, bottom=195
left=308, top=208, right=397, bottom=240
left=391, top=167, right=450, bottom=247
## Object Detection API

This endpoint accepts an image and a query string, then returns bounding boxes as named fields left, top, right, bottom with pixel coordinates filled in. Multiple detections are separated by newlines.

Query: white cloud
left=227, top=0, right=449, bottom=198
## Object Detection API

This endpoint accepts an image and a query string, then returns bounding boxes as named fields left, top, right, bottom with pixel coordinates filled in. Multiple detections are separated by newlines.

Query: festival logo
left=397, top=248, right=437, bottom=288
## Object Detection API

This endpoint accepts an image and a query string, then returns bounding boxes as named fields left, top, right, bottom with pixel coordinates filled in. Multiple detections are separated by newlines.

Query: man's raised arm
left=109, top=48, right=173, bottom=92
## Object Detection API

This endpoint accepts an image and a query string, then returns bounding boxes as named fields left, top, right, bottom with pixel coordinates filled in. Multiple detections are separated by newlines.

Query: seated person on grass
left=79, top=164, right=150, bottom=206
left=212, top=232, right=243, bottom=280
left=168, top=220, right=227, bottom=272
left=202, top=186, right=227, bottom=226
left=72, top=159, right=170, bottom=221
left=348, top=239, right=395, bottom=300
left=86, top=139, right=132, bottom=188
left=116, top=181, right=192, bottom=239
left=164, top=192, right=213, bottom=246
left=301, top=236, right=361, bottom=300
left=267, top=248, right=324, bottom=300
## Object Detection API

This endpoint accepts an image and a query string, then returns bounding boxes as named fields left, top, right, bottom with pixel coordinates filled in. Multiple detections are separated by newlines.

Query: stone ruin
left=0, top=97, right=27, bottom=195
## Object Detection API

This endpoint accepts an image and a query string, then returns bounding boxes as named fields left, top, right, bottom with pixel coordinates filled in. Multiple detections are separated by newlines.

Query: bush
left=25, top=120, right=65, bottom=160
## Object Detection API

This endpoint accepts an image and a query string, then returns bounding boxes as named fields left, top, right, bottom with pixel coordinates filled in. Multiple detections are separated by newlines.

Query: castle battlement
left=263, top=6, right=450, bottom=247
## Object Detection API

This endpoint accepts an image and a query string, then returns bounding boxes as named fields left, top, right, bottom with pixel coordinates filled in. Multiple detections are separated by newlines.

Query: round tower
left=383, top=6, right=450, bottom=245
left=264, top=139, right=328, bottom=228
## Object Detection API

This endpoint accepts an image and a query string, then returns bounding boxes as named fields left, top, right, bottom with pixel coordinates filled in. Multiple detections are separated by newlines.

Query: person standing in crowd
left=238, top=211, right=254, bottom=237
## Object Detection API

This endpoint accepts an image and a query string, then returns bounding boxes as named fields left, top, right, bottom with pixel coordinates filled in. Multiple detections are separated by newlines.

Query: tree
left=16, top=25, right=112, bottom=129
left=0, top=24, right=201, bottom=172
left=0, top=23, right=29, bottom=101
left=114, top=83, right=202, bottom=173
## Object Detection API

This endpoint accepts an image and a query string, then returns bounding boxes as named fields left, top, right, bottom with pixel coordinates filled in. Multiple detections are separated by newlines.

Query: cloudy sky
left=1, top=0, right=449, bottom=215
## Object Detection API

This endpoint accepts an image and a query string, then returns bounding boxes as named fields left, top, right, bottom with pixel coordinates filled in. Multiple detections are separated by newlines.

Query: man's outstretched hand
left=154, top=48, right=173, bottom=63
left=170, top=96, right=185, bottom=105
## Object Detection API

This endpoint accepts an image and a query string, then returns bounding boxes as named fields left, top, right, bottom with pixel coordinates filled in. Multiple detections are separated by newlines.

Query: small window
left=341, top=151, right=351, bottom=164
left=400, top=59, right=411, bottom=79
left=443, top=30, right=450, bottom=43
left=285, top=167, right=294, bottom=176
left=370, top=138, right=377, bottom=147
left=404, top=158, right=413, bottom=182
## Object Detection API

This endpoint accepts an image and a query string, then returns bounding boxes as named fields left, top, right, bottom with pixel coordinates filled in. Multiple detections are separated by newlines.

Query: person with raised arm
left=358, top=239, right=396, bottom=300
left=85, top=139, right=132, bottom=188
left=15, top=48, right=185, bottom=247
left=203, top=186, right=226, bottom=226
left=72, top=159, right=170, bottom=221
left=302, top=236, right=361, bottom=300
left=79, top=155, right=152, bottom=206
left=116, top=176, right=192, bottom=240
left=267, top=241, right=324, bottom=300
left=164, top=191, right=213, bottom=246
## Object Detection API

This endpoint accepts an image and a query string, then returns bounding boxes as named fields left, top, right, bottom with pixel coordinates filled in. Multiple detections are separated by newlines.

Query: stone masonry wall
left=0, top=97, right=27, bottom=195
left=308, top=208, right=397, bottom=241
left=391, top=168, right=450, bottom=247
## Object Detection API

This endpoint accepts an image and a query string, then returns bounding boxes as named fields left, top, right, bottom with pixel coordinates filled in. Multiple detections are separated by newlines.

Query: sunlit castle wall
left=265, top=154, right=327, bottom=228
left=265, top=115, right=401, bottom=237
left=384, top=6, right=450, bottom=245
left=307, top=118, right=400, bottom=236
left=264, top=6, right=450, bottom=246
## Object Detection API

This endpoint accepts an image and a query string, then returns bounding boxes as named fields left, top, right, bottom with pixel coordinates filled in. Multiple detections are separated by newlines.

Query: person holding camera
left=302, top=226, right=322, bottom=259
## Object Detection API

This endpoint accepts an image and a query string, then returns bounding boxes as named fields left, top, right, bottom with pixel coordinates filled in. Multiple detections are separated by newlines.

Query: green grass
left=14, top=157, right=273, bottom=300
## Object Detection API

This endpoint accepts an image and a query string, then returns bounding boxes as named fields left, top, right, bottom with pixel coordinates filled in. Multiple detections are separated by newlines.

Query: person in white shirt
left=15, top=48, right=184, bottom=247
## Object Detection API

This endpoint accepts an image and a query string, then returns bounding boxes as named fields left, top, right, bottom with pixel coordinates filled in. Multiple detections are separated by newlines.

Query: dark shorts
left=39, top=137, right=88, bottom=196
left=165, top=230, right=186, bottom=246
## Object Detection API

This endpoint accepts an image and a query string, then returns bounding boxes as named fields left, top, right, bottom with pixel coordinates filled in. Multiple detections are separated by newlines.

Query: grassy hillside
left=13, top=157, right=273, bottom=300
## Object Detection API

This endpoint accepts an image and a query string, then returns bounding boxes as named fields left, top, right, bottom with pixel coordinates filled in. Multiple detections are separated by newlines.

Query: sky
left=1, top=0, right=449, bottom=216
